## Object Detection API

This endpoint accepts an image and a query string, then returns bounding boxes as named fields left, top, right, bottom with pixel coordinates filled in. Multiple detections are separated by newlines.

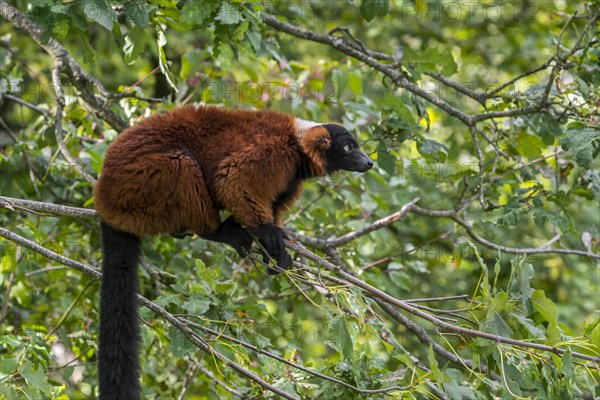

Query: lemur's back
left=93, top=106, right=298, bottom=237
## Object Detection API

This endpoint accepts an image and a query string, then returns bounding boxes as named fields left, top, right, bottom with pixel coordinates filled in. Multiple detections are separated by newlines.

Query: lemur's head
left=321, top=124, right=373, bottom=173
left=296, top=119, right=373, bottom=175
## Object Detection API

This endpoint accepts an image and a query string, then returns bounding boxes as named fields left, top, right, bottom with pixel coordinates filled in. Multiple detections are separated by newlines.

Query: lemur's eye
left=344, top=145, right=351, bottom=152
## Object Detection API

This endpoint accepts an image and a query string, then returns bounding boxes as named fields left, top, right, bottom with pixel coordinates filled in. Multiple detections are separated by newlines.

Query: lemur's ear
left=300, top=126, right=331, bottom=153
left=298, top=126, right=331, bottom=175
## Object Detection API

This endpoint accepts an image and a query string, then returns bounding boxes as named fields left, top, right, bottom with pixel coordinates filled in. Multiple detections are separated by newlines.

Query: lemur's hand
left=251, top=224, right=293, bottom=274
left=203, top=216, right=253, bottom=258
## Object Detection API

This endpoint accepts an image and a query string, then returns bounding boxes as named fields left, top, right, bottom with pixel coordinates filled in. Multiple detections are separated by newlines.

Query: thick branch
left=0, top=1, right=129, bottom=132
left=2, top=195, right=597, bottom=259
left=261, top=13, right=473, bottom=126
left=286, top=241, right=600, bottom=364
left=0, top=196, right=97, bottom=219
left=261, top=14, right=568, bottom=126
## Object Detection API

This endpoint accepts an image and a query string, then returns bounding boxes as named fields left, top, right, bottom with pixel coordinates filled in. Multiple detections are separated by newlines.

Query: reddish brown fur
left=94, top=106, right=331, bottom=236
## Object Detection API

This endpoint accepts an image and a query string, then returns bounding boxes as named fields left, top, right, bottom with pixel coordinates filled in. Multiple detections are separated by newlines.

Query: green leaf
left=464, top=239, right=490, bottom=298
left=484, top=311, right=514, bottom=338
left=588, top=320, right=600, bottom=351
left=516, top=131, right=545, bottom=159
left=0, top=358, right=18, bottom=375
left=52, top=16, right=70, bottom=40
left=183, top=295, right=211, bottom=315
left=123, top=26, right=151, bottom=65
left=428, top=345, right=444, bottom=383
left=72, top=27, right=97, bottom=65
left=416, top=138, right=449, bottom=163
left=123, top=0, right=149, bottom=29
left=78, top=0, right=116, bottom=31
left=181, top=1, right=221, bottom=27
left=501, top=361, right=525, bottom=396
left=512, top=314, right=545, bottom=338
left=444, top=381, right=476, bottom=400
left=403, top=47, right=458, bottom=76
left=561, top=349, right=574, bottom=380
left=168, top=326, right=194, bottom=357
left=216, top=42, right=234, bottom=70
left=348, top=71, right=363, bottom=96
left=232, top=20, right=249, bottom=41
left=376, top=92, right=416, bottom=125
left=20, top=361, right=51, bottom=393
left=359, top=0, right=389, bottom=21
left=547, top=322, right=561, bottom=345
left=492, top=197, right=524, bottom=227
left=332, top=69, right=348, bottom=99
left=218, top=2, right=242, bottom=25
left=525, top=114, right=562, bottom=145
left=344, top=101, right=380, bottom=118
left=533, top=208, right=569, bottom=233
left=517, top=262, right=535, bottom=301
left=156, top=29, right=178, bottom=91
left=327, top=317, right=353, bottom=360
left=560, top=127, right=600, bottom=168
left=531, top=290, right=558, bottom=325
left=377, top=145, right=396, bottom=175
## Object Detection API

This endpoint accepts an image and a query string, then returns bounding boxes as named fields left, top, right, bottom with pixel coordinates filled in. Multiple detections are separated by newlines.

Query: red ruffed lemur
left=93, top=105, right=373, bottom=399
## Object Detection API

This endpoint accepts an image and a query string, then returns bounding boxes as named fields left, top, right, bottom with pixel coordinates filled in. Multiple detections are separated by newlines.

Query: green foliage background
left=0, top=0, right=599, bottom=399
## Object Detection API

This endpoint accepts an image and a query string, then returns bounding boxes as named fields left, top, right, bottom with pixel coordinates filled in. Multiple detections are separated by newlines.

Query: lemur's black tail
left=98, top=221, right=142, bottom=400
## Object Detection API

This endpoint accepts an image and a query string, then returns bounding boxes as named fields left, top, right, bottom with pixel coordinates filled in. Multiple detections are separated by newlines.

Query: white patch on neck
left=295, top=118, right=321, bottom=138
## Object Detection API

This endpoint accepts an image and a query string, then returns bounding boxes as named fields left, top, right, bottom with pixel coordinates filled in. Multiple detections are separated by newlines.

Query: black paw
left=264, top=250, right=293, bottom=275
left=203, top=217, right=253, bottom=257
left=251, top=224, right=292, bottom=273
left=230, top=231, right=253, bottom=258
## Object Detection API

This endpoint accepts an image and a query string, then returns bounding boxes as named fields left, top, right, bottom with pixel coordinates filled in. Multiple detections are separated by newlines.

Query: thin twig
left=181, top=318, right=409, bottom=395
left=51, top=59, right=97, bottom=184
left=189, top=358, right=247, bottom=397
left=0, top=117, right=41, bottom=198
left=286, top=241, right=600, bottom=364
left=410, top=205, right=600, bottom=259
left=404, top=294, right=471, bottom=303
left=176, top=361, right=198, bottom=400
left=0, top=1, right=129, bottom=132
left=3, top=93, right=51, bottom=120
left=327, top=197, right=420, bottom=247
left=0, top=227, right=300, bottom=400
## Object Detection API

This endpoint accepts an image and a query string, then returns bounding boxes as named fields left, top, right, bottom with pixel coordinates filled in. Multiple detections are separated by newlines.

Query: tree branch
left=0, top=196, right=97, bottom=219
left=410, top=205, right=600, bottom=259
left=51, top=58, right=97, bottom=183
left=261, top=13, right=474, bottom=126
left=0, top=1, right=129, bottom=132
left=0, top=227, right=301, bottom=400
left=2, top=195, right=597, bottom=260
left=260, top=13, right=579, bottom=127
left=327, top=197, right=420, bottom=247
left=286, top=241, right=600, bottom=364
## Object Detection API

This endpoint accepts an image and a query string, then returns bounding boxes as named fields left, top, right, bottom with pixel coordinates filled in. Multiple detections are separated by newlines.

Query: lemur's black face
left=323, top=124, right=374, bottom=173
